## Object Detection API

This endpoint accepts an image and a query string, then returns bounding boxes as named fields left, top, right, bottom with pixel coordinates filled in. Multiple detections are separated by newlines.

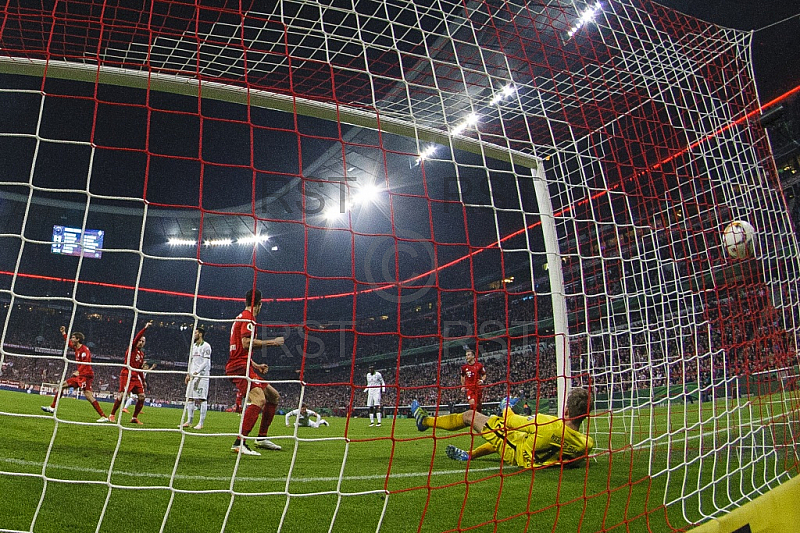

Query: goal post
left=533, top=162, right=571, bottom=418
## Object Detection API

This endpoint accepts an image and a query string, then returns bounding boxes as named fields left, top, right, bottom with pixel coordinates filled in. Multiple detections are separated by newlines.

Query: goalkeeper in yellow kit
left=410, top=388, right=593, bottom=468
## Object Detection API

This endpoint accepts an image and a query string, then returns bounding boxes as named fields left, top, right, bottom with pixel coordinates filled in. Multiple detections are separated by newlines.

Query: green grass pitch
left=0, top=390, right=797, bottom=532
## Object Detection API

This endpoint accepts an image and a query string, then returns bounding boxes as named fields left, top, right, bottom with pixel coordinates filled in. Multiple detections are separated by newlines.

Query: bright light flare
left=489, top=84, right=516, bottom=105
left=237, top=235, right=269, bottom=245
left=416, top=145, right=437, bottom=164
left=204, top=238, right=233, bottom=246
left=351, top=182, right=381, bottom=206
left=567, top=1, right=602, bottom=38
left=451, top=113, right=479, bottom=136
left=168, top=238, right=196, bottom=246
left=324, top=207, right=343, bottom=221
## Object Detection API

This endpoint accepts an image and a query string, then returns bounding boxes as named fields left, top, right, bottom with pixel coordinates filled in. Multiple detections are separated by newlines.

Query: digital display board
left=51, top=226, right=104, bottom=259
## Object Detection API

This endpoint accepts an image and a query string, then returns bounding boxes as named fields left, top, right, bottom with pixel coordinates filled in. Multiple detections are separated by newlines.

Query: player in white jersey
left=364, top=365, right=386, bottom=427
left=181, top=326, right=212, bottom=430
left=285, top=404, right=329, bottom=428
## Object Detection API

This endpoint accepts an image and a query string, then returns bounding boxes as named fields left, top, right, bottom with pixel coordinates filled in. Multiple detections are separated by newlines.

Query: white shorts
left=186, top=376, right=209, bottom=400
left=366, top=392, right=381, bottom=408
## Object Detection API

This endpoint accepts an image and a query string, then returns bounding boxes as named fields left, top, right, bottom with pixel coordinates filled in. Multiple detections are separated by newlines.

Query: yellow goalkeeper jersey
left=483, top=411, right=594, bottom=468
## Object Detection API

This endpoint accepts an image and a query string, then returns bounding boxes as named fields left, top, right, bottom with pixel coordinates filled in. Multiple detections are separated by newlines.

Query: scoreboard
left=51, top=226, right=104, bottom=259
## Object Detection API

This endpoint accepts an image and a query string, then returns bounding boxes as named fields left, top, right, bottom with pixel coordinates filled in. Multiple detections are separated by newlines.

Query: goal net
left=0, top=0, right=798, bottom=531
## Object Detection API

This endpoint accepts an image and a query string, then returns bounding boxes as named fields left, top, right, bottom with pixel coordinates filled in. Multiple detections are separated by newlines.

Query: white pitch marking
left=0, top=456, right=501, bottom=483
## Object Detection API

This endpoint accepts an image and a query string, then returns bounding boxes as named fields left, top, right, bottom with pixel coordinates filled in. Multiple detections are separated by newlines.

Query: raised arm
left=131, top=320, right=153, bottom=348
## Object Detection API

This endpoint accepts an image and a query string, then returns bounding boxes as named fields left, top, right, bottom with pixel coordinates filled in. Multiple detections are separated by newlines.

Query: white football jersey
left=189, top=341, right=212, bottom=376
left=366, top=371, right=385, bottom=392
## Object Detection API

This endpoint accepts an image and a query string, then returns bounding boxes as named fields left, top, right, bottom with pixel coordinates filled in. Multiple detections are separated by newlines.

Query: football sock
left=198, top=402, right=208, bottom=425
left=185, top=402, right=196, bottom=423
left=369, top=414, right=375, bottom=423
left=91, top=400, right=106, bottom=417
left=377, top=412, right=382, bottom=424
left=110, top=398, right=122, bottom=416
left=258, top=403, right=277, bottom=436
left=427, top=413, right=466, bottom=431
left=133, top=399, right=144, bottom=418
left=470, top=442, right=496, bottom=458
left=241, top=404, right=261, bottom=436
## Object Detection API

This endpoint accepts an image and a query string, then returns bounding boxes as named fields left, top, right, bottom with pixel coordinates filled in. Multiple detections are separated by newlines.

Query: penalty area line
left=0, top=456, right=500, bottom=484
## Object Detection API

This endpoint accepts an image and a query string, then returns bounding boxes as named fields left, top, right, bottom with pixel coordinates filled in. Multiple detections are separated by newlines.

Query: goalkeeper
left=285, top=404, right=329, bottom=429
left=411, top=388, right=593, bottom=468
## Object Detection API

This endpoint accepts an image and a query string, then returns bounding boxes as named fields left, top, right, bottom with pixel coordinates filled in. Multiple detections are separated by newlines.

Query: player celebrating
left=226, top=288, right=285, bottom=456
left=285, top=403, right=329, bottom=429
left=108, top=320, right=153, bottom=425
left=182, top=326, right=212, bottom=430
left=460, top=348, right=486, bottom=411
left=41, top=326, right=108, bottom=422
left=122, top=362, right=156, bottom=412
left=411, top=388, right=594, bottom=468
left=365, top=365, right=386, bottom=427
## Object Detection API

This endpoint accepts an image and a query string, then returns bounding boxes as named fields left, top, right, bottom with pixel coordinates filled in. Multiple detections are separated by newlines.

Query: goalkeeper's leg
left=446, top=442, right=496, bottom=461
left=411, top=403, right=490, bottom=432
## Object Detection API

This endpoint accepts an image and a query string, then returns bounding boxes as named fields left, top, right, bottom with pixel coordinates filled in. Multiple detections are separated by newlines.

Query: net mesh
left=0, top=0, right=798, bottom=531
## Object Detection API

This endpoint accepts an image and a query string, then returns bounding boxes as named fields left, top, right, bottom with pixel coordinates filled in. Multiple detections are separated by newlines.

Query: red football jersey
left=461, top=361, right=485, bottom=389
left=64, top=334, right=93, bottom=378
left=123, top=326, right=148, bottom=377
left=226, top=309, right=256, bottom=373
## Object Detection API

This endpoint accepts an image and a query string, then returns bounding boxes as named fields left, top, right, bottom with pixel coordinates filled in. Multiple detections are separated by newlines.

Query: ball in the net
left=722, top=220, right=755, bottom=259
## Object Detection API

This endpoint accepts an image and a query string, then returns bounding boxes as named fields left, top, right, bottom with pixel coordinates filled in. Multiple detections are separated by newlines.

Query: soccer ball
left=722, top=220, right=755, bottom=259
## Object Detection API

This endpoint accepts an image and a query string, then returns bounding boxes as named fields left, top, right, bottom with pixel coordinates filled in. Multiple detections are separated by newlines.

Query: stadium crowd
left=1, top=276, right=795, bottom=415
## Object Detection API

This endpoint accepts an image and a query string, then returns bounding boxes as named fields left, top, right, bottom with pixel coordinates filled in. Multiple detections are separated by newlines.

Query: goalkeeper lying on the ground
left=411, top=388, right=593, bottom=468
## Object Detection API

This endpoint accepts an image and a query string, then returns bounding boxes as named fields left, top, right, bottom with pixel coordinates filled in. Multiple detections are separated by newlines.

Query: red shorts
left=66, top=376, right=93, bottom=392
left=227, top=366, right=267, bottom=397
left=118, top=371, right=144, bottom=395
left=466, top=389, right=483, bottom=410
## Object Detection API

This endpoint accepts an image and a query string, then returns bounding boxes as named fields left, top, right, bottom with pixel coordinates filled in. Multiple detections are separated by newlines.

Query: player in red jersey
left=461, top=348, right=487, bottom=411
left=41, top=326, right=109, bottom=422
left=226, top=289, right=285, bottom=456
left=108, top=320, right=153, bottom=425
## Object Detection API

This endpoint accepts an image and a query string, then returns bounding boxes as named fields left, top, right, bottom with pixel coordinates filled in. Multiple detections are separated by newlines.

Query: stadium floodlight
left=167, top=238, right=196, bottom=246
left=203, top=238, right=233, bottom=246
left=237, top=235, right=269, bottom=245
left=324, top=207, right=343, bottom=221
left=351, top=182, right=381, bottom=206
left=567, top=1, right=602, bottom=38
left=451, top=113, right=479, bottom=136
left=415, top=145, right=437, bottom=165
left=489, top=84, right=516, bottom=105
